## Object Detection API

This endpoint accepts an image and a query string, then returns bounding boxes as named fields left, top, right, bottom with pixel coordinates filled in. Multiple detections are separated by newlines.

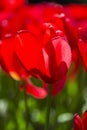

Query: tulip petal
left=1, top=0, right=25, bottom=11
left=65, top=4, right=87, bottom=20
left=74, top=114, right=82, bottom=130
left=82, top=110, right=87, bottom=130
left=20, top=79, right=47, bottom=99
left=43, top=75, right=66, bottom=96
left=0, top=36, right=28, bottom=79
left=0, top=36, right=15, bottom=73
left=15, top=31, right=44, bottom=73
left=51, top=75, right=66, bottom=96
left=52, top=37, right=71, bottom=69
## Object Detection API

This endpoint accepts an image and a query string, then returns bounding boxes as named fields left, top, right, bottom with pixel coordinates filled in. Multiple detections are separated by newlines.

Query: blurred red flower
left=74, top=110, right=87, bottom=130
left=0, top=0, right=25, bottom=11
left=64, top=4, right=87, bottom=74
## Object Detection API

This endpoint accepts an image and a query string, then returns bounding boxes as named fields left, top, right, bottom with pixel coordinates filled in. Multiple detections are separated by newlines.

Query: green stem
left=24, top=81, right=29, bottom=130
left=45, top=84, right=52, bottom=130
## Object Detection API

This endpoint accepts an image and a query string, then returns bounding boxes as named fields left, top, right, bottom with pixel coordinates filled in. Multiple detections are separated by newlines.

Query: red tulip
left=0, top=2, right=72, bottom=98
left=0, top=34, right=48, bottom=99
left=0, top=35, right=29, bottom=80
left=63, top=4, right=87, bottom=77
left=74, top=110, right=87, bottom=130
left=14, top=23, right=71, bottom=97
left=64, top=4, right=87, bottom=21
left=0, top=23, right=71, bottom=98
left=15, top=25, right=71, bottom=81
left=76, top=22, right=87, bottom=72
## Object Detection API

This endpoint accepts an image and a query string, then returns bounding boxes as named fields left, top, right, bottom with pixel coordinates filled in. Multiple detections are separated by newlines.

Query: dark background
left=28, top=0, right=87, bottom=4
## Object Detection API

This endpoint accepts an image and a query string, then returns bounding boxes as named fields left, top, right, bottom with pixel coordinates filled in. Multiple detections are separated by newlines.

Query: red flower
left=64, top=4, right=87, bottom=21
left=0, top=35, right=29, bottom=80
left=0, top=2, right=72, bottom=98
left=0, top=34, right=47, bottom=99
left=0, top=24, right=71, bottom=98
left=63, top=4, right=87, bottom=77
left=74, top=110, right=87, bottom=130
left=14, top=23, right=71, bottom=97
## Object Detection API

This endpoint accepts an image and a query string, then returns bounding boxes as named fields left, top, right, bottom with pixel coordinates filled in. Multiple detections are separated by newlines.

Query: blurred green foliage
left=0, top=65, right=87, bottom=130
